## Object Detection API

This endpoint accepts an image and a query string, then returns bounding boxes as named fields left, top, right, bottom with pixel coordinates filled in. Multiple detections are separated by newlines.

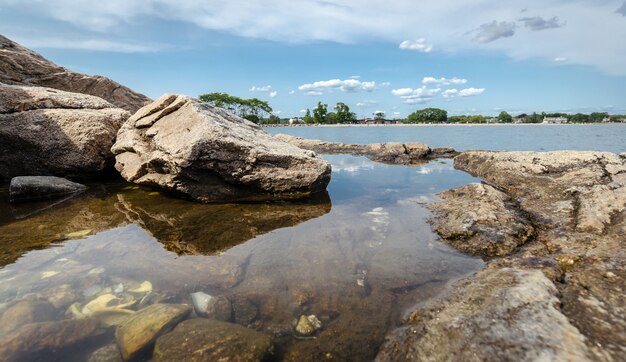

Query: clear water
left=267, top=124, right=626, bottom=153
left=0, top=155, right=483, bottom=361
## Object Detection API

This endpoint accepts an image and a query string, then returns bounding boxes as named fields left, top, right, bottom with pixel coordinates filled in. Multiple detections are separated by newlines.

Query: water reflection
left=0, top=155, right=484, bottom=361
left=0, top=185, right=331, bottom=266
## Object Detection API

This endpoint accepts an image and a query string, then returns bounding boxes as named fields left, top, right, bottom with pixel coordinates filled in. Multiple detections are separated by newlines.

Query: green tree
left=313, top=102, right=328, bottom=123
left=589, top=112, right=609, bottom=123
left=526, top=113, right=543, bottom=123
left=303, top=109, right=314, bottom=124
left=326, top=112, right=338, bottom=124
left=198, top=92, right=273, bottom=123
left=334, top=102, right=356, bottom=123
left=407, top=108, right=447, bottom=123
left=568, top=113, right=590, bottom=123
left=373, top=111, right=386, bottom=120
left=498, top=111, right=513, bottom=123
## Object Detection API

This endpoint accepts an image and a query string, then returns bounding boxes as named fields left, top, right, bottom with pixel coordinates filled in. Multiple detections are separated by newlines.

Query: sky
left=1, top=0, right=625, bottom=118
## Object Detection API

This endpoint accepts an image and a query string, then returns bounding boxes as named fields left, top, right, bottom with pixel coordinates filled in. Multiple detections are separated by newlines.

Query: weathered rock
left=232, top=297, right=258, bottom=326
left=88, top=343, right=123, bottom=362
left=454, top=150, right=626, bottom=234
left=0, top=84, right=128, bottom=180
left=274, top=133, right=458, bottom=164
left=428, top=183, right=535, bottom=257
left=9, top=176, right=86, bottom=202
left=190, top=292, right=232, bottom=321
left=0, top=300, right=56, bottom=335
left=115, top=303, right=191, bottom=360
left=0, top=35, right=150, bottom=112
left=153, top=318, right=273, bottom=362
left=377, top=268, right=594, bottom=361
left=112, top=95, right=331, bottom=202
left=0, top=318, right=100, bottom=361
left=408, top=150, right=626, bottom=360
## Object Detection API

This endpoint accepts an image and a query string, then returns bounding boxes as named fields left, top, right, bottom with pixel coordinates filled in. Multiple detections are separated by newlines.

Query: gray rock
left=153, top=318, right=273, bottom=362
left=0, top=84, right=128, bottom=180
left=115, top=303, right=191, bottom=360
left=376, top=268, right=593, bottom=362
left=190, top=292, right=232, bottom=321
left=0, top=35, right=150, bottom=113
left=112, top=95, right=331, bottom=202
left=428, top=183, right=535, bottom=257
left=9, top=176, right=86, bottom=202
left=274, top=133, right=458, bottom=164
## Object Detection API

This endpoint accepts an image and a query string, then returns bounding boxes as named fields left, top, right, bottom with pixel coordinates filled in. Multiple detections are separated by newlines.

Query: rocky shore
left=377, top=150, right=626, bottom=361
left=274, top=134, right=457, bottom=165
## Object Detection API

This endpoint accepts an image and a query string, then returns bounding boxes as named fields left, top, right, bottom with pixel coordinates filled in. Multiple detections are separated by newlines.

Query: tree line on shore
left=199, top=92, right=625, bottom=125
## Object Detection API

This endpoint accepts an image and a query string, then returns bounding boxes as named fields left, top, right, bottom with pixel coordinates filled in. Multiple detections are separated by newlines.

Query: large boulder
left=0, top=35, right=150, bottom=113
left=0, top=84, right=128, bottom=180
left=112, top=95, right=331, bottom=202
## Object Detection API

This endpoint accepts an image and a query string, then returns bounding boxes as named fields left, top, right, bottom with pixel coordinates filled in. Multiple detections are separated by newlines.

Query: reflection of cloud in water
left=328, top=156, right=375, bottom=175
left=415, top=161, right=452, bottom=175
left=397, top=194, right=441, bottom=205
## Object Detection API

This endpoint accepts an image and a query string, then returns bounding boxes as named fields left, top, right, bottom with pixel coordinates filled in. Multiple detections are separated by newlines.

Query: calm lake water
left=267, top=124, right=626, bottom=153
left=0, top=154, right=482, bottom=361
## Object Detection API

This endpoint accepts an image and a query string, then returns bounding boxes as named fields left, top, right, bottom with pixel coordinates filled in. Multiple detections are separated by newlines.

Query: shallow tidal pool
left=0, top=155, right=484, bottom=361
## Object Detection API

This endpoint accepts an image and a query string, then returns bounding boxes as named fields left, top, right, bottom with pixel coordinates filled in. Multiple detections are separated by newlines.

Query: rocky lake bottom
left=0, top=155, right=484, bottom=361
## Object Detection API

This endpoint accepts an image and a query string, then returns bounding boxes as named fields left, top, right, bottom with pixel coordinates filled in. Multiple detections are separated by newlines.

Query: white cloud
left=349, top=75, right=361, bottom=79
left=422, top=77, right=467, bottom=85
left=356, top=100, right=379, bottom=107
left=269, top=90, right=278, bottom=98
left=442, top=89, right=459, bottom=98
left=618, top=2, right=626, bottom=16
left=249, top=85, right=273, bottom=92
left=298, top=78, right=389, bottom=94
left=3, top=0, right=626, bottom=75
left=399, top=38, right=433, bottom=53
left=519, top=16, right=563, bottom=31
left=304, top=91, right=324, bottom=96
left=9, top=37, right=159, bottom=53
left=458, top=87, right=486, bottom=97
left=554, top=57, right=568, bottom=63
left=474, top=21, right=516, bottom=43
left=299, top=109, right=307, bottom=113
left=288, top=90, right=295, bottom=94
left=391, top=86, right=440, bottom=104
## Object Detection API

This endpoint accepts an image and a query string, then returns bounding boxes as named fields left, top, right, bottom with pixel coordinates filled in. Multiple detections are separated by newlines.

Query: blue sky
left=1, top=0, right=625, bottom=118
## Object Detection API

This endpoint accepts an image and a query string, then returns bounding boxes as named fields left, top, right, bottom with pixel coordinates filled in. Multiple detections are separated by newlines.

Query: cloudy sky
left=1, top=0, right=625, bottom=118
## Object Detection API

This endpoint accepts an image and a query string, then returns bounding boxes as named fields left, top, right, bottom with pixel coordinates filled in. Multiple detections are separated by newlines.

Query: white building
left=542, top=116, right=568, bottom=124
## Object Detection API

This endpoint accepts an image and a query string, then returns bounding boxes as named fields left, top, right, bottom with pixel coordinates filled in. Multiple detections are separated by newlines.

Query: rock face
left=0, top=319, right=100, bottom=361
left=0, top=84, right=128, bottom=180
left=112, top=95, right=331, bottom=202
left=115, top=303, right=191, bottom=360
left=9, top=176, right=86, bottom=202
left=0, top=35, right=150, bottom=113
left=274, top=133, right=458, bottom=164
left=393, top=150, right=626, bottom=361
left=376, top=268, right=593, bottom=361
left=428, top=183, right=535, bottom=257
left=153, top=318, right=273, bottom=362
left=0, top=300, right=56, bottom=335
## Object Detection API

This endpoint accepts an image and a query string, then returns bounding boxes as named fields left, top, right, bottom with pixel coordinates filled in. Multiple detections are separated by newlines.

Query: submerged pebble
left=295, top=314, right=322, bottom=336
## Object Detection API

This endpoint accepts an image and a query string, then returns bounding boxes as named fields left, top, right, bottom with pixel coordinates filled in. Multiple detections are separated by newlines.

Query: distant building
left=288, top=118, right=305, bottom=125
left=542, top=116, right=568, bottom=124
left=356, top=119, right=401, bottom=125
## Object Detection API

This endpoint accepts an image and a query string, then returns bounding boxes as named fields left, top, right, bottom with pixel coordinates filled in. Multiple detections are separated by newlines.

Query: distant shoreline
left=263, top=123, right=626, bottom=128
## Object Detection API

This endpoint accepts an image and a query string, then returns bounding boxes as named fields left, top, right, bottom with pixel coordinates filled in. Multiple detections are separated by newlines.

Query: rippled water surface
left=0, top=155, right=484, bottom=361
